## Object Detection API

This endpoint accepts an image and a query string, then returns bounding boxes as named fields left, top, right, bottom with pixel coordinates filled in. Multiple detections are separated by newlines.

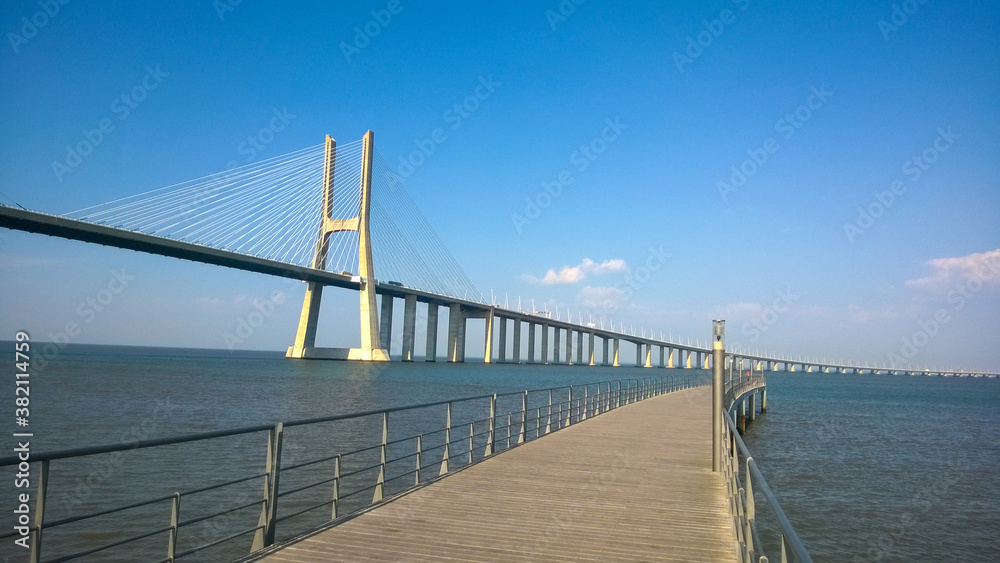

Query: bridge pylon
left=286, top=131, right=389, bottom=361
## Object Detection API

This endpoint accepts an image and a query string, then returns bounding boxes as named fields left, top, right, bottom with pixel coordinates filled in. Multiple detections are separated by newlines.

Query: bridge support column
left=448, top=303, right=462, bottom=363
left=553, top=327, right=561, bottom=364
left=566, top=328, right=573, bottom=366
left=577, top=331, right=584, bottom=365
left=528, top=323, right=536, bottom=363
left=588, top=332, right=595, bottom=366
left=287, top=132, right=388, bottom=361
left=379, top=295, right=394, bottom=351
left=738, top=399, right=746, bottom=434
left=668, top=348, right=675, bottom=368
left=686, top=350, right=693, bottom=369
left=512, top=320, right=521, bottom=363
left=483, top=308, right=495, bottom=364
left=659, top=346, right=665, bottom=368
left=497, top=316, right=507, bottom=363
left=425, top=304, right=438, bottom=361
left=401, top=295, right=416, bottom=361
left=541, top=324, right=549, bottom=365
left=613, top=339, right=620, bottom=367
left=602, top=338, right=609, bottom=366
left=635, top=343, right=642, bottom=367
left=644, top=344, right=652, bottom=368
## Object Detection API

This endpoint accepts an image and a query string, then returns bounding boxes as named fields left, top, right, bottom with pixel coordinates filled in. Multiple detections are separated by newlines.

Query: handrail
left=0, top=373, right=706, bottom=562
left=721, top=374, right=812, bottom=562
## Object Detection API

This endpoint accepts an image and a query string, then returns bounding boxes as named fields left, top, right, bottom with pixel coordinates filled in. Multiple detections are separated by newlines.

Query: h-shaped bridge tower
left=286, top=130, right=389, bottom=361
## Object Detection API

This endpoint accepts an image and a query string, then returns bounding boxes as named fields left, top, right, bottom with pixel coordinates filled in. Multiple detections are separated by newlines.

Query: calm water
left=1, top=344, right=998, bottom=561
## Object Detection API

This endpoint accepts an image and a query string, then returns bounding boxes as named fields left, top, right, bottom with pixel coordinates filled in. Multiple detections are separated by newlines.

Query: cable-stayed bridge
left=1, top=131, right=996, bottom=377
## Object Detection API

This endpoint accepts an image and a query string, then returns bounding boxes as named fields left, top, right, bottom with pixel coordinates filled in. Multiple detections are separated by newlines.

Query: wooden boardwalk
left=252, top=386, right=736, bottom=562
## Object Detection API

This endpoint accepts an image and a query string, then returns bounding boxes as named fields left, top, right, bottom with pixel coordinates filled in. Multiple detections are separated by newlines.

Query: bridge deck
left=252, top=386, right=736, bottom=562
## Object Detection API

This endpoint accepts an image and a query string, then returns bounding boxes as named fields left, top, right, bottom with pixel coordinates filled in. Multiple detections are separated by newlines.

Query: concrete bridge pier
left=512, top=320, right=521, bottom=363
left=577, top=331, right=585, bottom=365
left=602, top=337, right=610, bottom=366
left=737, top=400, right=746, bottom=434
left=540, top=324, right=549, bottom=365
left=401, top=294, right=416, bottom=361
left=612, top=338, right=620, bottom=367
left=644, top=344, right=653, bottom=368
left=686, top=350, right=693, bottom=369
left=668, top=348, right=676, bottom=368
left=588, top=332, right=595, bottom=366
left=659, top=346, right=666, bottom=368
left=497, top=316, right=507, bottom=363
left=379, top=295, right=394, bottom=351
left=425, top=304, right=439, bottom=361
left=447, top=303, right=462, bottom=362
left=554, top=328, right=562, bottom=364
left=527, top=323, right=536, bottom=364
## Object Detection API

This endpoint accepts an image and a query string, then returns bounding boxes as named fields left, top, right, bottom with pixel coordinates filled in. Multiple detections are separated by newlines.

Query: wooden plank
left=251, top=386, right=737, bottom=562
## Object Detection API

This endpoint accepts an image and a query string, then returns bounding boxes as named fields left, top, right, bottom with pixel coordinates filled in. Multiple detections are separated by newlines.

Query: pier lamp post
left=712, top=320, right=725, bottom=472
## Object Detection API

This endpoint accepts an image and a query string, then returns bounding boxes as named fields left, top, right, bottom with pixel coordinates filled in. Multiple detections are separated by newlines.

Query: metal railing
left=722, top=374, right=812, bottom=563
left=0, top=374, right=703, bottom=562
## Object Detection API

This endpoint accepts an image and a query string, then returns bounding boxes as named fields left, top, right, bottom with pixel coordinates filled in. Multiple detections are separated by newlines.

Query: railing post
left=485, top=394, right=497, bottom=456
left=373, top=413, right=387, bottom=502
left=506, top=413, right=512, bottom=449
left=468, top=421, right=474, bottom=464
left=29, top=458, right=48, bottom=563
left=519, top=390, right=527, bottom=444
left=167, top=492, right=180, bottom=562
left=566, top=387, right=573, bottom=426
left=582, top=386, right=589, bottom=421
left=616, top=380, right=622, bottom=408
left=440, top=402, right=451, bottom=475
left=252, top=422, right=284, bottom=552
left=331, top=455, right=341, bottom=519
left=415, top=435, right=422, bottom=486
left=546, top=390, right=552, bottom=434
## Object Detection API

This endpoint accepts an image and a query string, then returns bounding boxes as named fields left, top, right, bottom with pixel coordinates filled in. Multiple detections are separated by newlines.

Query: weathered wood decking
left=253, top=386, right=736, bottom=562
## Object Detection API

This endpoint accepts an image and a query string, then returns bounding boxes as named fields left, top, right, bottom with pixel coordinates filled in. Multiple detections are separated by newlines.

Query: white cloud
left=578, top=285, right=626, bottom=307
left=524, top=258, right=627, bottom=285
left=905, top=249, right=1000, bottom=290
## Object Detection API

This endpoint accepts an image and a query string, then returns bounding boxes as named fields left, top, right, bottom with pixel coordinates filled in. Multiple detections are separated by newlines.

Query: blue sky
left=1, top=0, right=998, bottom=371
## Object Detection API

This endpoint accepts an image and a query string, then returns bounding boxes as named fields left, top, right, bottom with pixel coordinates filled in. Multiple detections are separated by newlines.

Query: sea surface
left=0, top=344, right=998, bottom=562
